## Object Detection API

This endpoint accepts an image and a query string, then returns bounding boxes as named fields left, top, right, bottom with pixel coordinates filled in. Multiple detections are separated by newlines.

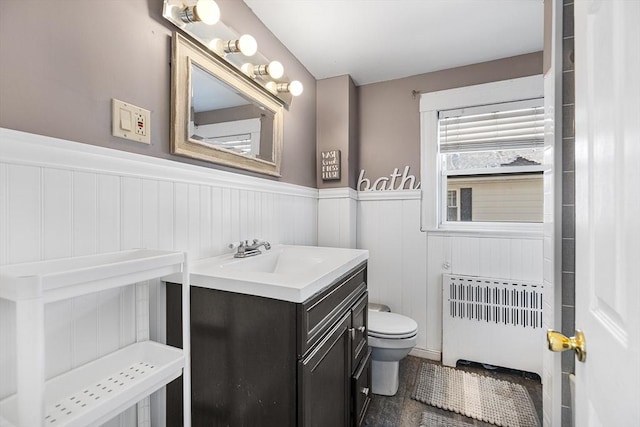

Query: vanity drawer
left=298, top=264, right=367, bottom=357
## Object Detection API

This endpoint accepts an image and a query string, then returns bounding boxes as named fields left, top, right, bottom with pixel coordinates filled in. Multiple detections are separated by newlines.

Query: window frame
left=446, top=189, right=460, bottom=221
left=419, top=75, right=545, bottom=235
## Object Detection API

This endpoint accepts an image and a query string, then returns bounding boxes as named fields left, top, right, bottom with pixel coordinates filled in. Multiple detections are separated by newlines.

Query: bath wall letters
left=358, top=166, right=421, bottom=191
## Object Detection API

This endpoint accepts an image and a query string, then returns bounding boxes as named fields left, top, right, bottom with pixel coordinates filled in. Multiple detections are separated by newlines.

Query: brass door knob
left=547, top=329, right=587, bottom=362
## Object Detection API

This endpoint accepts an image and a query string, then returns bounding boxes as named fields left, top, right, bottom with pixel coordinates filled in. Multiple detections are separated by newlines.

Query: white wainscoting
left=318, top=188, right=357, bottom=248
left=357, top=190, right=428, bottom=352
left=0, top=128, right=318, bottom=425
left=356, top=190, right=543, bottom=361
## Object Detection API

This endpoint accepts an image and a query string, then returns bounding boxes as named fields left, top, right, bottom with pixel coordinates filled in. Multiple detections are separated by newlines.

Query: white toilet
left=367, top=304, right=418, bottom=396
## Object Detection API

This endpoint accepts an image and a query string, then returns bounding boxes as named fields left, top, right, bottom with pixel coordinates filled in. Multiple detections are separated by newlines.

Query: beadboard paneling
left=357, top=195, right=428, bottom=351
left=318, top=188, right=357, bottom=248
left=0, top=129, right=318, bottom=425
left=356, top=190, right=543, bottom=360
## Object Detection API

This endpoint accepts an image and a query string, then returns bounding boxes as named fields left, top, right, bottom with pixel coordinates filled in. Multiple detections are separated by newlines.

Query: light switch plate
left=112, top=99, right=151, bottom=144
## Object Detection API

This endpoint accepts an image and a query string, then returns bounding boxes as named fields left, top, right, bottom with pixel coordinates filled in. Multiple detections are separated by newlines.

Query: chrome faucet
left=229, top=239, right=271, bottom=258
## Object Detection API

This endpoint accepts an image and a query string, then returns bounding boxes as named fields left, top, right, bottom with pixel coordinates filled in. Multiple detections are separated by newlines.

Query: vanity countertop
left=163, top=245, right=368, bottom=303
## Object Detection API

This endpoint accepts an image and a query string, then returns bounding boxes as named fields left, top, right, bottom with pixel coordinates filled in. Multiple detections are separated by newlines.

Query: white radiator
left=442, top=274, right=544, bottom=377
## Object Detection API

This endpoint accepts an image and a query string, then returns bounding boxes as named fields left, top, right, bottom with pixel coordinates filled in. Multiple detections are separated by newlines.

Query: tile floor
left=363, top=356, right=543, bottom=427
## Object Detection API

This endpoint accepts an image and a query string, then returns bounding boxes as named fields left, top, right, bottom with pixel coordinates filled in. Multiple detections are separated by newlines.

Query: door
left=299, top=313, right=351, bottom=427
left=574, top=1, right=640, bottom=425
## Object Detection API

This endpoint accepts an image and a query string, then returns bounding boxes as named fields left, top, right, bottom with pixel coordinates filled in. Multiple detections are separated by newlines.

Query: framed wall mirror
left=171, top=32, right=284, bottom=176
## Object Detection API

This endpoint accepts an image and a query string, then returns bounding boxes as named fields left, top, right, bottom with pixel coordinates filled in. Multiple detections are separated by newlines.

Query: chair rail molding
left=0, top=128, right=317, bottom=200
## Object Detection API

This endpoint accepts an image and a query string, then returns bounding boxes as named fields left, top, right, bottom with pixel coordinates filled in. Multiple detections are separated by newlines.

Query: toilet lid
left=368, top=311, right=418, bottom=339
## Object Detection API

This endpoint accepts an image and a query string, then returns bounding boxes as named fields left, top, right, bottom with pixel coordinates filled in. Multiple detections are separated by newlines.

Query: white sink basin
left=165, top=245, right=368, bottom=302
left=219, top=247, right=323, bottom=274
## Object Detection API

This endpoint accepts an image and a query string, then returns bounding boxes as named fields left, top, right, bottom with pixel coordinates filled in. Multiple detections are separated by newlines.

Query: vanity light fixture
left=210, top=34, right=258, bottom=57
left=241, top=61, right=284, bottom=79
left=266, top=80, right=304, bottom=97
left=179, top=0, right=220, bottom=25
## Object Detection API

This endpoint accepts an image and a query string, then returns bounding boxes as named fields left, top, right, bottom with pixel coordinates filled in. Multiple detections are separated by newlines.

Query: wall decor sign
left=321, top=150, right=341, bottom=180
left=358, top=166, right=421, bottom=191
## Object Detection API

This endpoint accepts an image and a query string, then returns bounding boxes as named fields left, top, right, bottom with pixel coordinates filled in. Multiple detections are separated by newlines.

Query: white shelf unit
left=0, top=249, right=191, bottom=427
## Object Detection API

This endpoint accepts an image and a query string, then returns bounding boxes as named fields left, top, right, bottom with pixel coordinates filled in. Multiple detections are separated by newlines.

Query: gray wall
left=358, top=52, right=543, bottom=184
left=316, top=75, right=359, bottom=189
left=0, top=0, right=317, bottom=188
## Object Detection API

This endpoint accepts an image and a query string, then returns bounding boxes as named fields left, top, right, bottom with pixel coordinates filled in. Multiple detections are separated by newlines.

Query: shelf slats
left=0, top=342, right=184, bottom=427
left=0, top=249, right=190, bottom=426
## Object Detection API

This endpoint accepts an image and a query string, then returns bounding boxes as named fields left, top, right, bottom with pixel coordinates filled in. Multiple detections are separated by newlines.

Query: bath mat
left=412, top=362, right=539, bottom=427
left=418, top=411, right=475, bottom=427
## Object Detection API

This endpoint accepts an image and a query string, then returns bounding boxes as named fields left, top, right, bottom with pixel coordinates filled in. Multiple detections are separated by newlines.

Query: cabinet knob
left=357, top=326, right=366, bottom=333
left=360, top=387, right=370, bottom=396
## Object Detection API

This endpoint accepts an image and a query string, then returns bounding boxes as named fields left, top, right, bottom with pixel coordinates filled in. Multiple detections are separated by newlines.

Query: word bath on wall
left=358, top=166, right=421, bottom=191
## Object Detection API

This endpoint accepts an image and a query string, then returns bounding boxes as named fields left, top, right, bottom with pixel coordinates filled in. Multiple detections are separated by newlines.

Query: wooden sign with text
left=321, top=150, right=341, bottom=180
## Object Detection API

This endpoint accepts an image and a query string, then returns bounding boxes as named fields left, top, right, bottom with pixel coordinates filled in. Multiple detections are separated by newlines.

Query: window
left=439, top=99, right=544, bottom=223
left=419, top=75, right=545, bottom=232
left=447, top=190, right=459, bottom=221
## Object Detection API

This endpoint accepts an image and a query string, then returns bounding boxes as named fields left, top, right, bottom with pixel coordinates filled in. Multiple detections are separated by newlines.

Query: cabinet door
left=299, top=313, right=351, bottom=427
left=350, top=293, right=368, bottom=369
left=166, top=283, right=297, bottom=426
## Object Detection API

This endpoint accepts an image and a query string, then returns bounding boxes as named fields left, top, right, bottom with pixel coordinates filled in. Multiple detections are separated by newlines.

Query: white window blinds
left=438, top=98, right=544, bottom=153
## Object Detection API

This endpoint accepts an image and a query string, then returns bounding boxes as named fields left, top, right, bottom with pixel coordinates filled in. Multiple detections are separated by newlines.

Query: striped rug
left=412, top=362, right=539, bottom=427
left=418, top=411, right=475, bottom=427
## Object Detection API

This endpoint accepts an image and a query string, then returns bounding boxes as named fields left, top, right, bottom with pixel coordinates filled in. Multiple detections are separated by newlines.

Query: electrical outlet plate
left=112, top=99, right=151, bottom=144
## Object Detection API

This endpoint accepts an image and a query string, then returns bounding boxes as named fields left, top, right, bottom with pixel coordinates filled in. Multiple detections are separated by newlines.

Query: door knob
left=547, top=329, right=587, bottom=362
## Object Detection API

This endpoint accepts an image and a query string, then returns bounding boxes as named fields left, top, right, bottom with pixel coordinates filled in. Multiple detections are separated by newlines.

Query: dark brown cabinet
left=298, top=312, right=351, bottom=427
left=166, top=262, right=370, bottom=427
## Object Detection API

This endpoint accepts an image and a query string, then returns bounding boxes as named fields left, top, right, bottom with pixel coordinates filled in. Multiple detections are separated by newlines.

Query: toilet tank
left=368, top=303, right=391, bottom=312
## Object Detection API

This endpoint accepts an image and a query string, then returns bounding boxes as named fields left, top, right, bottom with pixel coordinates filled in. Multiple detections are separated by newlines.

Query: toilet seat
left=368, top=311, right=418, bottom=339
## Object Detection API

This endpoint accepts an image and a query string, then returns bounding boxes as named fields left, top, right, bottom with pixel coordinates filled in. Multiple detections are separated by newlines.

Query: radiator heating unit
left=442, top=274, right=544, bottom=377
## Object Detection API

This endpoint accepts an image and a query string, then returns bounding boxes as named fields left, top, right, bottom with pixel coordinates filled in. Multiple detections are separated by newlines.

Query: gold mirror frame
left=171, top=32, right=284, bottom=176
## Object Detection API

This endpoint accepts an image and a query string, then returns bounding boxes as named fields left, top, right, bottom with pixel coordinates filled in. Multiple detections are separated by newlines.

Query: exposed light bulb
left=265, top=81, right=278, bottom=95
left=288, top=80, right=304, bottom=96
left=194, top=0, right=220, bottom=25
left=241, top=63, right=255, bottom=77
left=252, top=61, right=285, bottom=80
left=215, top=35, right=258, bottom=57
left=237, top=34, right=258, bottom=56
left=208, top=38, right=223, bottom=54
left=266, top=81, right=304, bottom=97
left=180, top=0, right=220, bottom=25
left=267, top=61, right=284, bottom=79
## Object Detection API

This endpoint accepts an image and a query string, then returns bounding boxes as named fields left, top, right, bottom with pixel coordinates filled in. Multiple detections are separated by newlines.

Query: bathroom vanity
left=164, top=245, right=370, bottom=426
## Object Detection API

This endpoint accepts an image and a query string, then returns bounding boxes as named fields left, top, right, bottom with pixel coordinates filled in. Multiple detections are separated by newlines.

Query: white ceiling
left=242, top=0, right=544, bottom=86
